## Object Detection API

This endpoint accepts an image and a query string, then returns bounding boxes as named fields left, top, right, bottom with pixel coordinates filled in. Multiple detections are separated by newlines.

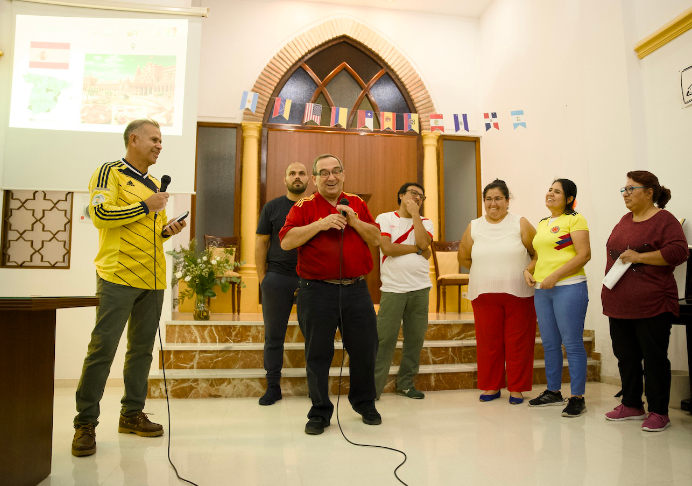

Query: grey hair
left=312, top=154, right=343, bottom=175
left=124, top=119, right=160, bottom=148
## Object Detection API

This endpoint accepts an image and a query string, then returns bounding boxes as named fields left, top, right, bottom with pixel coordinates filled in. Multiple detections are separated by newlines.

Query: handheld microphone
left=160, top=175, right=171, bottom=193
left=339, top=197, right=349, bottom=216
left=155, top=175, right=171, bottom=220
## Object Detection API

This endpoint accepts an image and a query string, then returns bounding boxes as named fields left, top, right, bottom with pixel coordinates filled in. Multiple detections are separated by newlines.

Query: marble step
left=159, top=337, right=594, bottom=369
left=166, top=313, right=479, bottom=344
left=147, top=359, right=601, bottom=399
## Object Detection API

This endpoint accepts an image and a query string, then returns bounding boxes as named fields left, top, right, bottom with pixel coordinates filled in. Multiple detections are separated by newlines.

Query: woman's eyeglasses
left=620, top=185, right=644, bottom=195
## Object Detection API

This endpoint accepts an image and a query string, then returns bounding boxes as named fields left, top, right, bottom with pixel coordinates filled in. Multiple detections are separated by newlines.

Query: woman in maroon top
left=602, top=171, right=688, bottom=432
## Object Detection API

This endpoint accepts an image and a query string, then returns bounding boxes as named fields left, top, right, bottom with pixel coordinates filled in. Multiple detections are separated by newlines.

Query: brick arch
left=242, top=18, right=436, bottom=130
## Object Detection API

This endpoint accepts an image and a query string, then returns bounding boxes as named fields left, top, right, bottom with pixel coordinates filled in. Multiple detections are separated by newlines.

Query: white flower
left=175, top=271, right=183, bottom=279
left=212, top=259, right=218, bottom=264
left=184, top=276, right=191, bottom=282
left=197, top=259, right=201, bottom=263
left=202, top=256, right=207, bottom=261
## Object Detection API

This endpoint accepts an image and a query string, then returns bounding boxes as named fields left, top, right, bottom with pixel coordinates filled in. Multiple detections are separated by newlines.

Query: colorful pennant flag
left=380, top=112, right=396, bottom=131
left=303, top=103, right=322, bottom=124
left=357, top=110, right=374, bottom=130
left=272, top=97, right=292, bottom=120
left=330, top=107, right=348, bottom=127
left=240, top=91, right=259, bottom=113
left=29, top=41, right=70, bottom=69
left=453, top=114, right=469, bottom=133
left=430, top=114, right=444, bottom=132
left=403, top=113, right=419, bottom=133
left=511, top=110, right=526, bottom=129
left=484, top=112, right=499, bottom=131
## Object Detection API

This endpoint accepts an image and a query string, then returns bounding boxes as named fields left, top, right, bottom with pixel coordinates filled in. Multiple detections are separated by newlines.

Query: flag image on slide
left=29, top=41, right=70, bottom=69
left=303, top=103, right=322, bottom=124
left=511, top=110, right=526, bottom=129
left=381, top=112, right=396, bottom=131
left=272, top=97, right=292, bottom=120
left=403, top=113, right=419, bottom=133
left=331, top=107, right=348, bottom=127
left=484, top=112, right=499, bottom=131
left=453, top=114, right=469, bottom=133
left=430, top=114, right=444, bottom=132
left=357, top=110, right=374, bottom=130
left=240, top=91, right=259, bottom=113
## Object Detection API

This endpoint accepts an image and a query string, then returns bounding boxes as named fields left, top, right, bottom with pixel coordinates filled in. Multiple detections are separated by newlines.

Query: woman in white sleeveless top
left=458, top=180, right=537, bottom=404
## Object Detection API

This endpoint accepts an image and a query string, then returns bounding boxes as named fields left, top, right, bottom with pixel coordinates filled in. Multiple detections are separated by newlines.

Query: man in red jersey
left=280, top=154, right=381, bottom=435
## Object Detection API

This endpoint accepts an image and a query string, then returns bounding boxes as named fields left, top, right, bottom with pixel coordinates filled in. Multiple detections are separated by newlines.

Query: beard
left=287, top=181, right=306, bottom=195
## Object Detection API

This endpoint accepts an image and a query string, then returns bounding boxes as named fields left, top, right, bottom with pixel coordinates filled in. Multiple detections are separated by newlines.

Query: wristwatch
left=416, top=248, right=423, bottom=255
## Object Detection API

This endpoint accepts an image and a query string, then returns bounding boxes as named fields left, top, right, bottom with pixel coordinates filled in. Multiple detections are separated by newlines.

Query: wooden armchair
left=204, top=235, right=242, bottom=315
left=431, top=240, right=470, bottom=314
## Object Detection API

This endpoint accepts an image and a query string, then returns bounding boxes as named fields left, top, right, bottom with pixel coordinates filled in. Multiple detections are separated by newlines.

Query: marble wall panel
left=424, top=323, right=476, bottom=341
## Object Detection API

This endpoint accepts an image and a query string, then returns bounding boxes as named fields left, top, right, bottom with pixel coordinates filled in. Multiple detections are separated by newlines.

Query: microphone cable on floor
left=334, top=219, right=409, bottom=486
left=153, top=210, right=200, bottom=486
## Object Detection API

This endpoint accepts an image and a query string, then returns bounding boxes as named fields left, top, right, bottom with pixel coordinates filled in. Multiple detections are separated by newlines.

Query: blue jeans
left=534, top=282, right=588, bottom=396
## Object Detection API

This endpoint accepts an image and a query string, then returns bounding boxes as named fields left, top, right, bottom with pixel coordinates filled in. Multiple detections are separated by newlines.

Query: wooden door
left=265, top=130, right=420, bottom=303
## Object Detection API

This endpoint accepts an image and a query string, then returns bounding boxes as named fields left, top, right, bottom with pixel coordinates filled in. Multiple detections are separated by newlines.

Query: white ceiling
left=271, top=0, right=494, bottom=18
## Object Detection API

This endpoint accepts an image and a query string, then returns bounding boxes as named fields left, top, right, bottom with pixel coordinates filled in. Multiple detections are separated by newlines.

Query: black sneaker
left=528, top=390, right=565, bottom=407
left=258, top=385, right=282, bottom=406
left=355, top=407, right=382, bottom=425
left=562, top=397, right=587, bottom=417
left=397, top=387, right=425, bottom=399
left=305, top=417, right=330, bottom=435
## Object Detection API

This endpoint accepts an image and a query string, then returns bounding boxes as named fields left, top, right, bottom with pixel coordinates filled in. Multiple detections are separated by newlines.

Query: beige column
left=422, top=130, right=440, bottom=312
left=239, top=122, right=262, bottom=313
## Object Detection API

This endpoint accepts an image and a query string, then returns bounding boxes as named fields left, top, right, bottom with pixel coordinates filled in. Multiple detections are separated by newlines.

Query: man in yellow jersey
left=72, top=119, right=186, bottom=457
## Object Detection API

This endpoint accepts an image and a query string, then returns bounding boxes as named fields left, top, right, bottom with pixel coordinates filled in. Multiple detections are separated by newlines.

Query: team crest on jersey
left=550, top=226, right=560, bottom=234
left=92, top=194, right=105, bottom=206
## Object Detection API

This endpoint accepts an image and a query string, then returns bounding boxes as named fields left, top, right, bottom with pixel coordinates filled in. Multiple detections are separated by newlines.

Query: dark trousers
left=609, top=313, right=673, bottom=415
left=260, top=272, right=300, bottom=385
left=297, top=279, right=378, bottom=421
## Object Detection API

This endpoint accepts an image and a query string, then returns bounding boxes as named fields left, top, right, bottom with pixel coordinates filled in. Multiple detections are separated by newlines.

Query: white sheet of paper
left=603, top=258, right=632, bottom=289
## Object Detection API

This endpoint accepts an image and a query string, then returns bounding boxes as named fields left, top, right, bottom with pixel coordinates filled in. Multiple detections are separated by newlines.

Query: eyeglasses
left=484, top=197, right=505, bottom=203
left=316, top=167, right=343, bottom=178
left=620, top=185, right=644, bottom=195
left=405, top=189, right=426, bottom=201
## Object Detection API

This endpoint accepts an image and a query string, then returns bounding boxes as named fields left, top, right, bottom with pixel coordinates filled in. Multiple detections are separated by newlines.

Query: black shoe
left=528, top=390, right=565, bottom=407
left=355, top=408, right=382, bottom=425
left=305, top=417, right=330, bottom=435
left=258, top=385, right=282, bottom=406
left=562, top=397, right=587, bottom=417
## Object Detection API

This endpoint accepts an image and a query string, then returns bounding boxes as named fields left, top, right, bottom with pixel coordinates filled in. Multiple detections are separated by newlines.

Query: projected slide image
left=82, top=55, right=177, bottom=127
left=10, top=15, right=188, bottom=135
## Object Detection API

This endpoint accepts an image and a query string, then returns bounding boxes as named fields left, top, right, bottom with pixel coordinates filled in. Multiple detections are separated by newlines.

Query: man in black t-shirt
left=256, top=162, right=310, bottom=405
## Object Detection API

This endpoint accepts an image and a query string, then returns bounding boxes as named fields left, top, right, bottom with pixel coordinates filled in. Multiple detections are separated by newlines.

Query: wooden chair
left=431, top=240, right=470, bottom=314
left=204, top=235, right=242, bottom=315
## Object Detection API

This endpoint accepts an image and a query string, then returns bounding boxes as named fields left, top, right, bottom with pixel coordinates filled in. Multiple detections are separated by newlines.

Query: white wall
left=478, top=0, right=691, bottom=379
left=196, top=0, right=479, bottom=127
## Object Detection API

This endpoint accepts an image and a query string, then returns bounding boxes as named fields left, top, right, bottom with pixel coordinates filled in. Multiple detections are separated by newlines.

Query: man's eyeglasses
left=620, top=185, right=644, bottom=195
left=484, top=197, right=505, bottom=203
left=406, top=189, right=426, bottom=201
left=316, top=167, right=343, bottom=178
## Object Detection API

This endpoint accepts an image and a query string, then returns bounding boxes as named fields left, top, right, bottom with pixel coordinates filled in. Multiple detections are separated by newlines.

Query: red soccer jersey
left=279, top=191, right=378, bottom=279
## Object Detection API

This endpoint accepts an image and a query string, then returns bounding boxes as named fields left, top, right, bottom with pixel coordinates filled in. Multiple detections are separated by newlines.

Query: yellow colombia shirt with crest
left=88, top=159, right=169, bottom=290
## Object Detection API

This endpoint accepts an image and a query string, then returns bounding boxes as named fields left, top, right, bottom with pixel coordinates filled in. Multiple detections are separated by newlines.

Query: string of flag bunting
left=240, top=91, right=528, bottom=132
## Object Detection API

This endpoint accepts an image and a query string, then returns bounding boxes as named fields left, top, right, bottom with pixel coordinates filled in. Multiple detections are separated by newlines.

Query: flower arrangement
left=168, top=239, right=243, bottom=311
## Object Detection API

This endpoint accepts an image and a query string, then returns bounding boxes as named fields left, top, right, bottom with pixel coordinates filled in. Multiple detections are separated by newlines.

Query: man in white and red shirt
left=374, top=182, right=434, bottom=399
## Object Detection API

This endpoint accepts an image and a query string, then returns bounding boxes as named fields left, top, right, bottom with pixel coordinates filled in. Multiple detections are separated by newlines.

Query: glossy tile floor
left=43, top=382, right=691, bottom=486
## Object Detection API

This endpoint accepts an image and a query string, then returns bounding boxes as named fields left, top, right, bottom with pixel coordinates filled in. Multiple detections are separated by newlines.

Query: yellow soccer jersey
left=88, top=159, right=169, bottom=290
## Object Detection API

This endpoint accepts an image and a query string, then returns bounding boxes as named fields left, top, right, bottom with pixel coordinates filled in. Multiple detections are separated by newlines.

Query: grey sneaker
left=528, top=390, right=565, bottom=407
left=397, top=387, right=425, bottom=399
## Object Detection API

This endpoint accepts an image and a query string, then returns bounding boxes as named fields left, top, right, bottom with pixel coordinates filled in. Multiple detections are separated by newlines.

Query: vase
left=193, top=294, right=210, bottom=321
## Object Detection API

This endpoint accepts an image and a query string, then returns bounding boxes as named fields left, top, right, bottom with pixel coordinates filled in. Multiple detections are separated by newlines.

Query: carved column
left=239, top=122, right=262, bottom=312
left=422, top=130, right=441, bottom=312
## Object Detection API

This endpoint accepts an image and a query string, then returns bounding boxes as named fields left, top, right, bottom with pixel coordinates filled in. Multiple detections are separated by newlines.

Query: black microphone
left=160, top=174, right=171, bottom=193
left=339, top=197, right=349, bottom=216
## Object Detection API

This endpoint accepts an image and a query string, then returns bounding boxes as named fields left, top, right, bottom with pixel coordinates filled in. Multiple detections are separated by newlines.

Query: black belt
left=322, top=276, right=365, bottom=285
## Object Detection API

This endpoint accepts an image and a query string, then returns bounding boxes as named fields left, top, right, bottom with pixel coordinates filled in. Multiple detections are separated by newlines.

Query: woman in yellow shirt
left=524, top=179, right=591, bottom=417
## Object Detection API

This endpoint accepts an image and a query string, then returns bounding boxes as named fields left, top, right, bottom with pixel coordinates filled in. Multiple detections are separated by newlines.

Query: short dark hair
left=397, top=182, right=424, bottom=205
left=553, top=178, right=577, bottom=214
left=482, top=179, right=510, bottom=199
left=627, top=170, right=671, bottom=209
left=124, top=119, right=160, bottom=148
left=312, top=154, right=343, bottom=175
